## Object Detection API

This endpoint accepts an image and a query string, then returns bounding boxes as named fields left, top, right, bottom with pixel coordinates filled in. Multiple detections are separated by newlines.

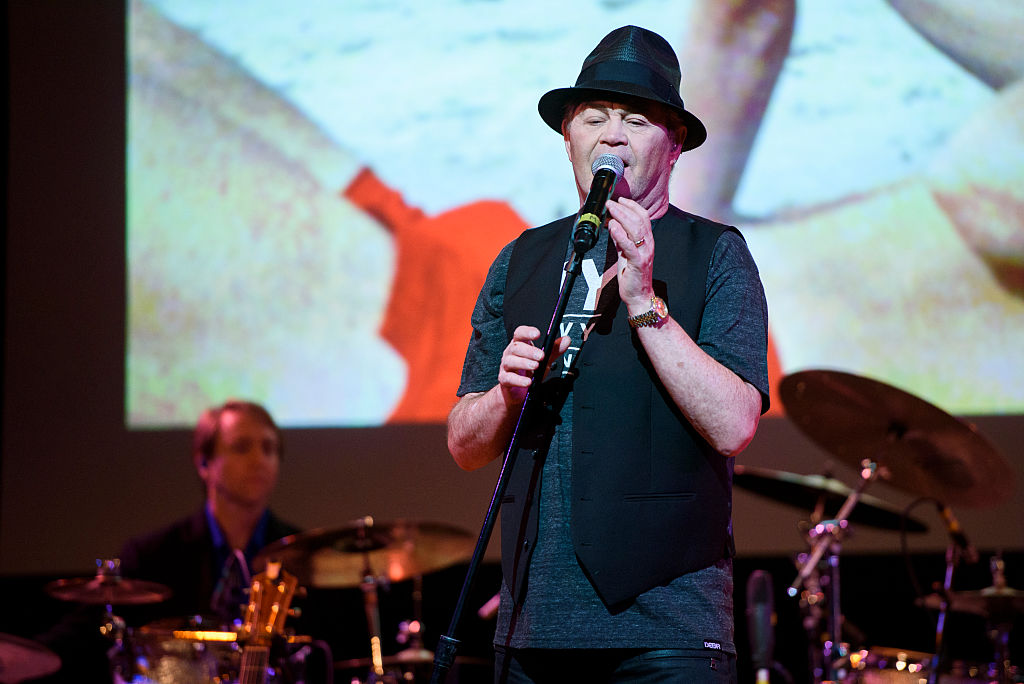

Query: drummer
left=30, top=400, right=300, bottom=682
left=119, top=399, right=301, bottom=623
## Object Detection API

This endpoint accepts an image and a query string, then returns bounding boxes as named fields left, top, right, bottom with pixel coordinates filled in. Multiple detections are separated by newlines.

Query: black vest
left=501, top=205, right=735, bottom=606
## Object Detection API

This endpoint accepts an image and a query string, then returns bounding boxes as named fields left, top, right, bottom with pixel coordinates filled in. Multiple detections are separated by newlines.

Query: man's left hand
left=606, top=197, right=656, bottom=313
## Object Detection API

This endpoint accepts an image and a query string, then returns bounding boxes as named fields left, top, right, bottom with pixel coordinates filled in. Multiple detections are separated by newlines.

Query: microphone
left=936, top=501, right=979, bottom=564
left=572, top=154, right=624, bottom=253
left=746, top=570, right=775, bottom=684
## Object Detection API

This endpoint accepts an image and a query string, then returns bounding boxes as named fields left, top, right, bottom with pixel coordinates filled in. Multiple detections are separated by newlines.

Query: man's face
left=564, top=100, right=682, bottom=211
left=201, top=408, right=281, bottom=509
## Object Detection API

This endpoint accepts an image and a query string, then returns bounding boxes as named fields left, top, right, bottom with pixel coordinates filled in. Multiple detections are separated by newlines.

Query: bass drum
left=842, top=647, right=999, bottom=684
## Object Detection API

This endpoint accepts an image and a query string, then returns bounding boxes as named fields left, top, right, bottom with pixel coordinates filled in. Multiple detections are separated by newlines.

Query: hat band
left=576, top=60, right=682, bottom=108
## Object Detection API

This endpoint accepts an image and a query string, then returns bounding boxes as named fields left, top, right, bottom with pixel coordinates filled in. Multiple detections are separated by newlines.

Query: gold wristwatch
left=627, top=296, right=669, bottom=328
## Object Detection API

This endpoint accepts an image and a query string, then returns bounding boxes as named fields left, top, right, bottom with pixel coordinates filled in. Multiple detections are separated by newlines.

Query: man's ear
left=195, top=452, right=209, bottom=478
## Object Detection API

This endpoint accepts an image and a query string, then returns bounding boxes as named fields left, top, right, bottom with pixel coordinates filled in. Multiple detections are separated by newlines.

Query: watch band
left=628, top=309, right=659, bottom=328
left=627, top=296, right=668, bottom=328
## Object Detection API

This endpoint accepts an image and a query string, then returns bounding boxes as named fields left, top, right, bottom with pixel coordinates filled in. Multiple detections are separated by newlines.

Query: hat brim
left=538, top=83, right=707, bottom=151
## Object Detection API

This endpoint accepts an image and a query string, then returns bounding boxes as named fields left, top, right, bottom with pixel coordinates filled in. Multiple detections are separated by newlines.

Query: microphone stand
left=429, top=225, right=599, bottom=684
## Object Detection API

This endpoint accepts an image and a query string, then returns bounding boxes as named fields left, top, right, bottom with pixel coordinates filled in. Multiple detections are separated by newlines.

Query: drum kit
left=14, top=369, right=1022, bottom=683
left=34, top=519, right=480, bottom=683
left=737, top=370, right=1021, bottom=684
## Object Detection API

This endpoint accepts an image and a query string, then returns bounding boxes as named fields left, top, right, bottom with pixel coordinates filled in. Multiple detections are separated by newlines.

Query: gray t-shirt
left=457, top=220, right=769, bottom=653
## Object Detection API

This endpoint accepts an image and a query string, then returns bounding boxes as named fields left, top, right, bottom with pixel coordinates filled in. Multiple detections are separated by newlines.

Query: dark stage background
left=5, top=2, right=1023, bottom=681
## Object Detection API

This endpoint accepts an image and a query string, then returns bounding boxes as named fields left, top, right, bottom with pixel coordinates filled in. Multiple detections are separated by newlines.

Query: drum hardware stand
left=794, top=525, right=845, bottom=684
left=354, top=518, right=393, bottom=684
left=926, top=501, right=988, bottom=684
left=788, top=460, right=882, bottom=683
left=88, top=558, right=133, bottom=681
left=974, top=554, right=1014, bottom=684
left=430, top=226, right=597, bottom=684
left=395, top=575, right=429, bottom=658
left=795, top=560, right=826, bottom=684
left=988, top=620, right=1014, bottom=684
left=987, top=555, right=1014, bottom=684
left=925, top=540, right=960, bottom=684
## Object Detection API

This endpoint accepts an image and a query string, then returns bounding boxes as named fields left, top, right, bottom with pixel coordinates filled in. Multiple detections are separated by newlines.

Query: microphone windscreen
left=591, top=154, right=624, bottom=179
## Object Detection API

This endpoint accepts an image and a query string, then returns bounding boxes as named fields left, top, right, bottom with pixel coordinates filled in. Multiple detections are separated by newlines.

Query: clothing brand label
left=703, top=640, right=723, bottom=651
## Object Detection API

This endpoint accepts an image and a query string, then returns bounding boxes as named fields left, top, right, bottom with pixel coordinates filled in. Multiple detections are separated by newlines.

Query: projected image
left=126, top=0, right=1024, bottom=427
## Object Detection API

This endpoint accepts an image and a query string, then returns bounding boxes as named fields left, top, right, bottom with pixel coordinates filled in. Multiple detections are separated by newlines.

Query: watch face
left=652, top=296, right=668, bottom=319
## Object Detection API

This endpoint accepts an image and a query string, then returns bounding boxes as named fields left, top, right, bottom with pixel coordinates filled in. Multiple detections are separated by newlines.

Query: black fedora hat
left=538, top=25, right=706, bottom=151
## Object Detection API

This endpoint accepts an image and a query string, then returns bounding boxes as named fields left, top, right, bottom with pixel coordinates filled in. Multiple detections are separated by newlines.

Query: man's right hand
left=447, top=326, right=569, bottom=471
left=497, top=326, right=571, bottom=408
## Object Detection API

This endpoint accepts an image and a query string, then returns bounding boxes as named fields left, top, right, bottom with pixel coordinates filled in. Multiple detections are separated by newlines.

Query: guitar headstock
left=239, top=560, right=299, bottom=646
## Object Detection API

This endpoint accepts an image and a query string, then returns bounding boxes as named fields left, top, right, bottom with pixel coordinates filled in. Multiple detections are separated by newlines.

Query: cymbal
left=916, top=586, right=1024, bottom=620
left=256, top=517, right=476, bottom=588
left=733, top=464, right=928, bottom=532
left=0, top=633, right=61, bottom=684
left=45, top=575, right=171, bottom=605
left=335, top=648, right=435, bottom=670
left=780, top=370, right=1015, bottom=508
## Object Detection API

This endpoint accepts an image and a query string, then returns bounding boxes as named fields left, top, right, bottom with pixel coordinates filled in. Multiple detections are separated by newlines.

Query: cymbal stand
left=795, top=559, right=826, bottom=684
left=989, top=621, right=1013, bottom=684
left=355, top=520, right=391, bottom=683
left=789, top=460, right=881, bottom=682
left=926, top=543, right=958, bottom=684
left=797, top=519, right=849, bottom=684
left=93, top=559, right=131, bottom=681
left=986, top=554, right=1013, bottom=684
left=396, top=575, right=428, bottom=658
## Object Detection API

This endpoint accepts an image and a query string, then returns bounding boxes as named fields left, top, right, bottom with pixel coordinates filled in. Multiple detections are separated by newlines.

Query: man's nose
left=600, top=117, right=628, bottom=145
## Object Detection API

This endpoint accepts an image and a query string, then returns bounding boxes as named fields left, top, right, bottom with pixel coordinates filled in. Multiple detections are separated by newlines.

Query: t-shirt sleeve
left=456, top=239, right=517, bottom=396
left=697, top=230, right=771, bottom=414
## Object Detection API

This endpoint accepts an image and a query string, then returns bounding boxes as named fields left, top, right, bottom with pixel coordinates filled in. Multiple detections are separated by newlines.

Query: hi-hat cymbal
left=256, top=517, right=476, bottom=588
left=916, top=586, right=1024, bottom=621
left=45, top=575, right=171, bottom=605
left=780, top=370, right=1015, bottom=508
left=0, top=633, right=61, bottom=684
left=734, top=464, right=928, bottom=532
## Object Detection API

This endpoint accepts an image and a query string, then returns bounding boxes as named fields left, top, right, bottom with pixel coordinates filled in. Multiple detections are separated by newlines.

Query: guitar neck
left=239, top=645, right=270, bottom=684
